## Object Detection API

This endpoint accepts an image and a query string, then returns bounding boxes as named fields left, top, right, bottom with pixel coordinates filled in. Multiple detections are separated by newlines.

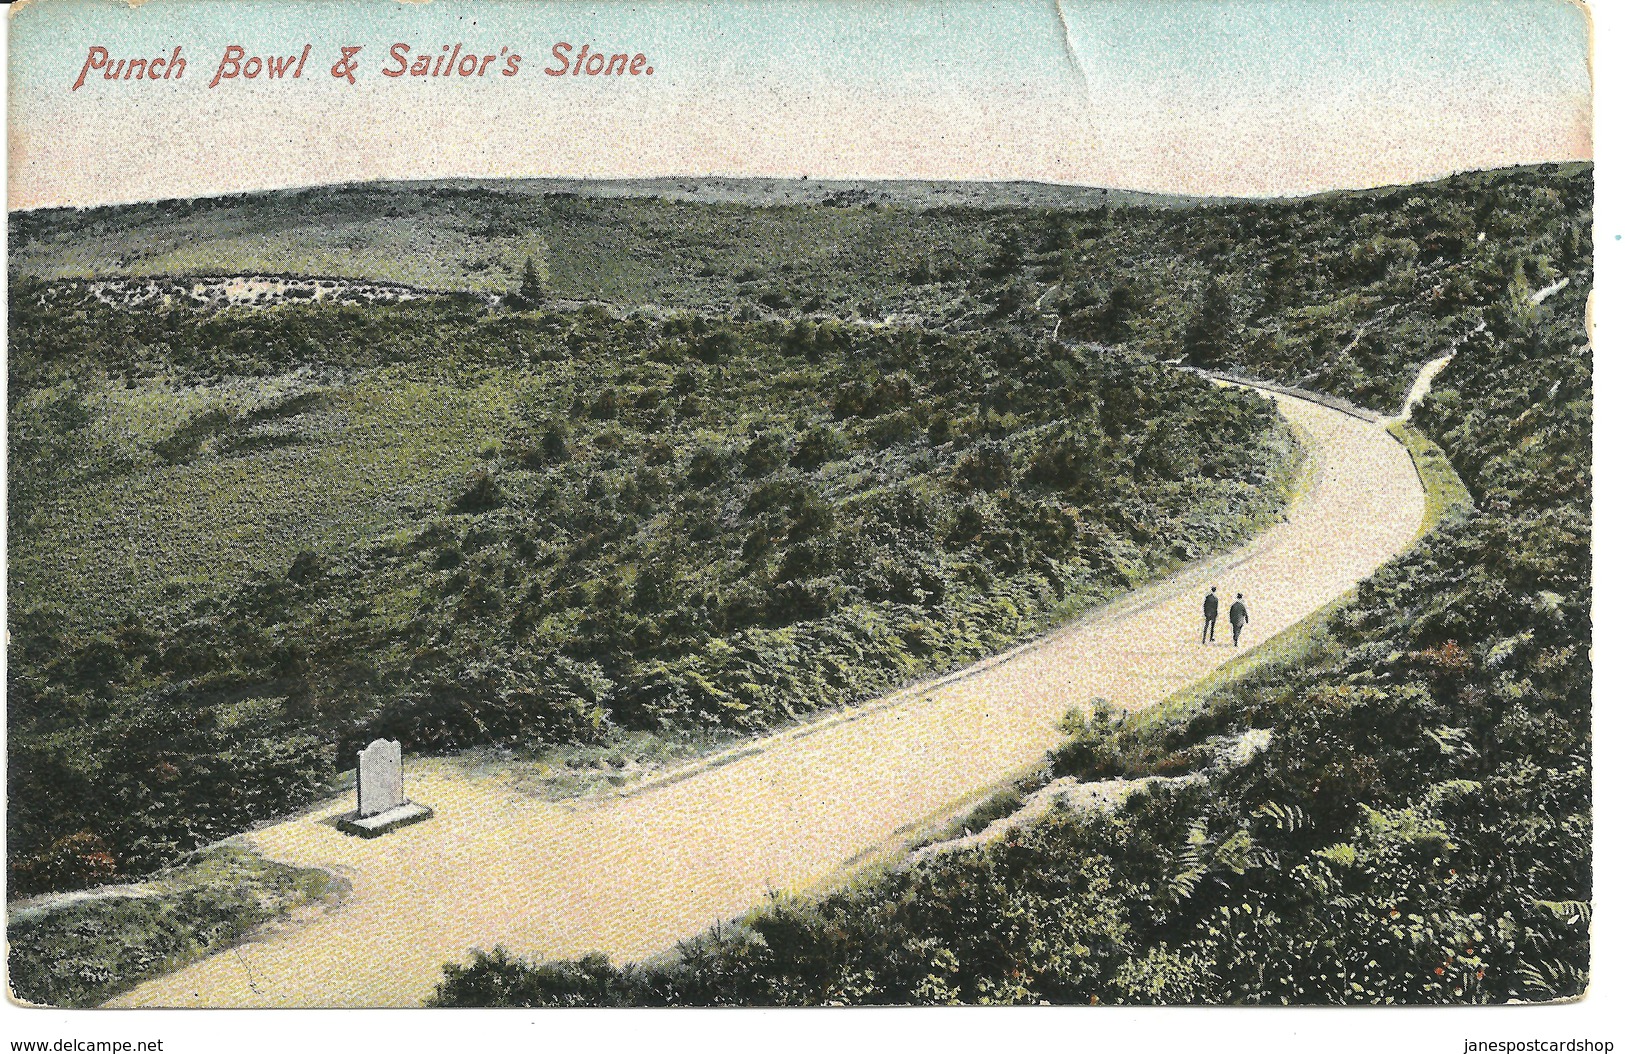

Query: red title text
left=71, top=42, right=657, bottom=90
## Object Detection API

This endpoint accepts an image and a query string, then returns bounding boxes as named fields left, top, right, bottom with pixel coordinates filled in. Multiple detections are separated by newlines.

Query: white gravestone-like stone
left=357, top=738, right=405, bottom=817
left=338, top=737, right=433, bottom=837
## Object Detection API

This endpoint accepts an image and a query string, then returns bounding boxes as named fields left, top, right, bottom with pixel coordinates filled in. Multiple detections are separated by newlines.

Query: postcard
left=2, top=0, right=1600, bottom=1032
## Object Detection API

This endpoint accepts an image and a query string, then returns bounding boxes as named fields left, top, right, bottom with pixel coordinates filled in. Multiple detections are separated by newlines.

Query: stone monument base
left=336, top=801, right=434, bottom=838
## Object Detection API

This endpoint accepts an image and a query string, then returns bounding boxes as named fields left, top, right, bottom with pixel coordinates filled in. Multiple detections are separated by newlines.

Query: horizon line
left=8, top=157, right=1594, bottom=216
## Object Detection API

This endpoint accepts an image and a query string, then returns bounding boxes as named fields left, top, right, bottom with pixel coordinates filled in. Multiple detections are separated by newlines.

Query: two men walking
left=1202, top=586, right=1249, bottom=647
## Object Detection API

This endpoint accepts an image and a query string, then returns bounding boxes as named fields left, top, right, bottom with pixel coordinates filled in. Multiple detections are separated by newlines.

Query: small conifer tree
left=516, top=257, right=543, bottom=307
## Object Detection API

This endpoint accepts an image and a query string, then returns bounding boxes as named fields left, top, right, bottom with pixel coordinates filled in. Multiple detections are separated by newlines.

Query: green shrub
left=8, top=846, right=338, bottom=1008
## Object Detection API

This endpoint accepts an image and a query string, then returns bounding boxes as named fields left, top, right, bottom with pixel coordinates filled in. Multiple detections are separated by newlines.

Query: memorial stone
left=337, top=737, right=433, bottom=837
left=357, top=738, right=405, bottom=817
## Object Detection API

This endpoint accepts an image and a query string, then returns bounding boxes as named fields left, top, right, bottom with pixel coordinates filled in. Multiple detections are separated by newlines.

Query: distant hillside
left=5, top=175, right=1205, bottom=298
left=6, top=162, right=1592, bottom=418
left=408, top=176, right=1222, bottom=210
left=17, top=174, right=1216, bottom=228
left=4, top=165, right=1563, bottom=297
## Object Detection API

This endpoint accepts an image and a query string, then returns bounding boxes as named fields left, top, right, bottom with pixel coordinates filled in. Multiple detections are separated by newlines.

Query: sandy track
left=112, top=388, right=1426, bottom=1008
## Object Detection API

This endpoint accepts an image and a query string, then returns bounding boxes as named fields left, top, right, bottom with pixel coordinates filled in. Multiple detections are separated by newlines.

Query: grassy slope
left=11, top=371, right=518, bottom=630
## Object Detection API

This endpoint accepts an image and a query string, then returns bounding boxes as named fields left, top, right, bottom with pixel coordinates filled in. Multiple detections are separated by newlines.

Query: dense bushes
left=8, top=306, right=1290, bottom=897
left=11, top=165, right=1589, bottom=416
left=8, top=846, right=338, bottom=1007
left=429, top=189, right=1591, bottom=1007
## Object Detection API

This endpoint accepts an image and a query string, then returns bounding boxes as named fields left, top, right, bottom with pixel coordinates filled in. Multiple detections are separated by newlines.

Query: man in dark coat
left=1229, top=593, right=1249, bottom=646
left=1202, top=586, right=1220, bottom=643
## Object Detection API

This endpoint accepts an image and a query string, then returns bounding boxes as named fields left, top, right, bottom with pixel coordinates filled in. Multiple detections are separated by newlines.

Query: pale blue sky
left=8, top=0, right=1592, bottom=207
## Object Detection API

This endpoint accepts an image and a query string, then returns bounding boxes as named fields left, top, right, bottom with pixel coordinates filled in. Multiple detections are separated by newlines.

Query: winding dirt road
left=113, top=384, right=1427, bottom=1008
